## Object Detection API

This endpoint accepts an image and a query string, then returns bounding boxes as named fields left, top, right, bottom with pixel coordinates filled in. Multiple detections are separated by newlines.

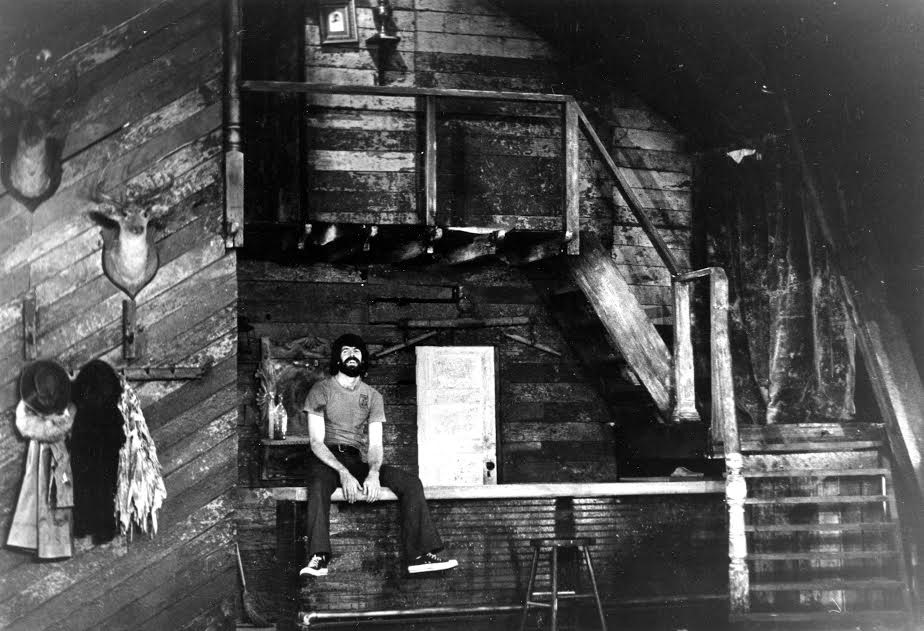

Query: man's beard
left=338, top=357, right=365, bottom=377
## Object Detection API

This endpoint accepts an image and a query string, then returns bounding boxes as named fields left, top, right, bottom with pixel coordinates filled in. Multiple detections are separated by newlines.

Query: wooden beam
left=424, top=95, right=437, bottom=227
left=397, top=316, right=531, bottom=329
left=566, top=231, right=672, bottom=415
left=267, top=479, right=725, bottom=502
left=563, top=99, right=580, bottom=255
left=440, top=230, right=505, bottom=265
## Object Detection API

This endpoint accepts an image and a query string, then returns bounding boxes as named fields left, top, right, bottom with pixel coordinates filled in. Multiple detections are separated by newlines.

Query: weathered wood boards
left=238, top=259, right=623, bottom=486
left=0, top=1, right=235, bottom=629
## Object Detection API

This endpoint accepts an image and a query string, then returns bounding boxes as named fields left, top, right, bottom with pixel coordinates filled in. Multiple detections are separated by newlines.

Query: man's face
left=338, top=345, right=364, bottom=377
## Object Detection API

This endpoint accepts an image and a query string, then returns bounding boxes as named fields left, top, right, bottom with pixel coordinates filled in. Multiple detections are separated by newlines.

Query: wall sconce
left=365, top=0, right=401, bottom=85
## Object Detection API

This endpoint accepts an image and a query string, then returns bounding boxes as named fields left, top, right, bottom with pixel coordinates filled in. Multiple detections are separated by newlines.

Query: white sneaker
left=299, top=553, right=329, bottom=577
left=408, top=552, right=458, bottom=574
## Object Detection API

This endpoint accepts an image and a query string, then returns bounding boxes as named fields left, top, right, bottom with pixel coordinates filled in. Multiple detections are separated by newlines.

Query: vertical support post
left=122, top=299, right=138, bottom=360
left=726, top=451, right=749, bottom=614
left=710, top=268, right=737, bottom=451
left=22, top=290, right=36, bottom=360
left=563, top=99, right=580, bottom=255
left=224, top=0, right=244, bottom=248
left=424, top=95, right=437, bottom=227
left=672, top=280, right=700, bottom=422
left=709, top=267, right=748, bottom=614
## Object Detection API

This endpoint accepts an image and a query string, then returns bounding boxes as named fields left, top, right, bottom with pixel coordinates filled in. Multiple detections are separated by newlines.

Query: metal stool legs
left=518, top=538, right=607, bottom=631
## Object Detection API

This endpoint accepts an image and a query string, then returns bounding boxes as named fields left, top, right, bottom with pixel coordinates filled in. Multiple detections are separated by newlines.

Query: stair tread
left=746, top=522, right=896, bottom=533
left=750, top=577, right=906, bottom=591
left=745, top=495, right=890, bottom=505
left=748, top=550, right=900, bottom=561
left=745, top=468, right=891, bottom=478
left=732, top=610, right=910, bottom=622
left=742, top=441, right=883, bottom=453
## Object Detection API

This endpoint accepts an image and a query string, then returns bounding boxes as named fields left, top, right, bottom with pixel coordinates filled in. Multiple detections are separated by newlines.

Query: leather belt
left=329, top=444, right=358, bottom=453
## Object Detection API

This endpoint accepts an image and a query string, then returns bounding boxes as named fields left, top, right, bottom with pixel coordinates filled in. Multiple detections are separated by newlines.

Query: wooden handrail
left=575, top=107, right=681, bottom=276
left=241, top=80, right=571, bottom=103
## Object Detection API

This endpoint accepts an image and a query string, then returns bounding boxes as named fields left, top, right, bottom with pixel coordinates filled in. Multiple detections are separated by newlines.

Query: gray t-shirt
left=303, top=377, right=385, bottom=455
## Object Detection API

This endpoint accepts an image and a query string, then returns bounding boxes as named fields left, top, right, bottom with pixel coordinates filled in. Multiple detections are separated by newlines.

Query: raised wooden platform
left=269, top=479, right=725, bottom=502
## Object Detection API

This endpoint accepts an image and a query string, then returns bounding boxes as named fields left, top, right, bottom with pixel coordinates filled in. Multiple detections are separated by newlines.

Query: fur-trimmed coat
left=7, top=401, right=75, bottom=559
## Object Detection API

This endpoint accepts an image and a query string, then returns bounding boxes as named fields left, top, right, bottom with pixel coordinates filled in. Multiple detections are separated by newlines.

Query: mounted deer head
left=90, top=173, right=190, bottom=299
left=0, top=53, right=77, bottom=211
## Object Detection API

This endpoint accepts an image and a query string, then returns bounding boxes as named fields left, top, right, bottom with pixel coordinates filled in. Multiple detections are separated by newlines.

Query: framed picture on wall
left=319, top=0, right=358, bottom=45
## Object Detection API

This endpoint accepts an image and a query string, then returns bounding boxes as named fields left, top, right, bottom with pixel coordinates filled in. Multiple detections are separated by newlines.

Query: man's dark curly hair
left=329, top=333, right=369, bottom=377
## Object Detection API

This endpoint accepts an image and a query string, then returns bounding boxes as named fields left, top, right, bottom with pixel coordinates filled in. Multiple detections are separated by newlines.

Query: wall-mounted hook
left=119, top=358, right=213, bottom=381
left=22, top=290, right=36, bottom=360
left=122, top=299, right=138, bottom=360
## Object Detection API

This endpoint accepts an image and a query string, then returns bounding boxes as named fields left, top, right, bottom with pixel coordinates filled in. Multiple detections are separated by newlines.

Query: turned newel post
left=726, top=451, right=749, bottom=613
left=224, top=0, right=244, bottom=248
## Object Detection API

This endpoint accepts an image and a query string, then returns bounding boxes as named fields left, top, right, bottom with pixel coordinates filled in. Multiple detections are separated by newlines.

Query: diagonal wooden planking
left=59, top=520, right=233, bottom=631
left=2, top=488, right=234, bottom=631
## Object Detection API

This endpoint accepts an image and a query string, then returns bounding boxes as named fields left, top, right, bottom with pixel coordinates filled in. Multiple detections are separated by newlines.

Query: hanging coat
left=7, top=401, right=75, bottom=559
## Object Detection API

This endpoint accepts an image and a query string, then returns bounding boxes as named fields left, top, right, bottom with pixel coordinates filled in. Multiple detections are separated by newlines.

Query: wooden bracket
left=22, top=291, right=36, bottom=360
left=373, top=331, right=439, bottom=359
left=503, top=332, right=561, bottom=357
left=122, top=299, right=138, bottom=360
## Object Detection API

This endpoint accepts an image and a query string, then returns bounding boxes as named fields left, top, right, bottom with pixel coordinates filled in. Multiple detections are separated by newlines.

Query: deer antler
left=92, top=180, right=119, bottom=205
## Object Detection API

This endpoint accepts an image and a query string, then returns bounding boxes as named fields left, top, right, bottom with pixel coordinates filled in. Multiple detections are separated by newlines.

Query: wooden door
left=416, top=346, right=497, bottom=486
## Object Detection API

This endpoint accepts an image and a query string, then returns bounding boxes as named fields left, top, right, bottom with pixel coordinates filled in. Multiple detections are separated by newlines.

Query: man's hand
left=338, top=469, right=362, bottom=503
left=363, top=471, right=381, bottom=502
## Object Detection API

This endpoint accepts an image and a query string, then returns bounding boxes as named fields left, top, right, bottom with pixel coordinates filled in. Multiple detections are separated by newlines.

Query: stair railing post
left=709, top=267, right=748, bottom=614
left=671, top=279, right=700, bottom=422
left=563, top=99, right=580, bottom=255
left=726, top=451, right=749, bottom=614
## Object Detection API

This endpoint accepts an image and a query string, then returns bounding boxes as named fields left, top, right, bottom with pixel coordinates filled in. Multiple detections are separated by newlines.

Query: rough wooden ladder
left=731, top=423, right=916, bottom=629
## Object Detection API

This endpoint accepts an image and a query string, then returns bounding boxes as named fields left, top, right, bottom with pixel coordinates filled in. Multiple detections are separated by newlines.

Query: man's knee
left=307, top=469, right=338, bottom=498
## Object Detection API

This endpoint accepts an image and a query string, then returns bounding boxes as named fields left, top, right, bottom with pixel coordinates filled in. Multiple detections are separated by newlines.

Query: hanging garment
left=70, top=360, right=125, bottom=544
left=7, top=402, right=75, bottom=559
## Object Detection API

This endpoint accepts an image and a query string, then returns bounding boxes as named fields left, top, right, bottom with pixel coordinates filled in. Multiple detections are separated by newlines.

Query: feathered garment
left=114, top=377, right=166, bottom=539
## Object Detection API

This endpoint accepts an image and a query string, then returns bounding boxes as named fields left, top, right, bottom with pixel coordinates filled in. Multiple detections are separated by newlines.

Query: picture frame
left=318, top=0, right=358, bottom=45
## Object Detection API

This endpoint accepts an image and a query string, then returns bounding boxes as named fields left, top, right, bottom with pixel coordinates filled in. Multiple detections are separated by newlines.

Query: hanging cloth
left=114, top=377, right=167, bottom=539
left=698, top=148, right=856, bottom=424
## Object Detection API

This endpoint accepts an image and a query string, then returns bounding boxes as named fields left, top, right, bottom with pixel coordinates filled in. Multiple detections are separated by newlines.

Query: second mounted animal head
left=90, top=173, right=191, bottom=299
left=0, top=53, right=77, bottom=212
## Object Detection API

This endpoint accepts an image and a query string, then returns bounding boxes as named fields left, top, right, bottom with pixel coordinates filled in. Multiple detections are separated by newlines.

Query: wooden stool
left=518, top=537, right=607, bottom=631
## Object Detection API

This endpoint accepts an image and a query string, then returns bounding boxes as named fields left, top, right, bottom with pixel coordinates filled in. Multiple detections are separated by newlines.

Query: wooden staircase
left=731, top=423, right=916, bottom=629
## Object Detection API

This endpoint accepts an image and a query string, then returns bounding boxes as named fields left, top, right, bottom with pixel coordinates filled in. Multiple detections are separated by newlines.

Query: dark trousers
left=306, top=447, right=443, bottom=560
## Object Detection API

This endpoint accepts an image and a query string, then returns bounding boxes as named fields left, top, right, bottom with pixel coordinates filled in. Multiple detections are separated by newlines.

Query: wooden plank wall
left=0, top=1, right=237, bottom=629
left=238, top=259, right=620, bottom=485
